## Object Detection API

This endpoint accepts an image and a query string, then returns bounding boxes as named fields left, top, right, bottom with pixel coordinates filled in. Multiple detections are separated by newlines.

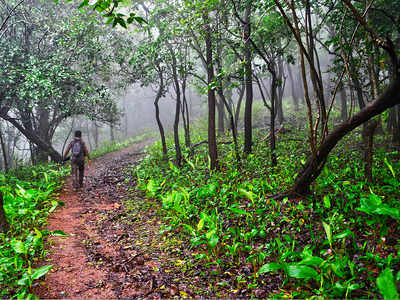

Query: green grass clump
left=0, top=164, right=69, bottom=298
left=135, top=127, right=400, bottom=298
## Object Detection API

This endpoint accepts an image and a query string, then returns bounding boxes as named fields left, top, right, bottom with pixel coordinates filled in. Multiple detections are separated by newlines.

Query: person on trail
left=64, top=130, right=91, bottom=190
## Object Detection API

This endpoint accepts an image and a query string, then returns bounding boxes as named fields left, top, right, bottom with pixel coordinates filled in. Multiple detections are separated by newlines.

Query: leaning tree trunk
left=290, top=77, right=400, bottom=196
left=0, top=192, right=9, bottom=233
left=1, top=114, right=62, bottom=162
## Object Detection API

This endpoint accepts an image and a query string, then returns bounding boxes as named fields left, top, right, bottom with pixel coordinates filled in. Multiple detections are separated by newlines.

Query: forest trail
left=33, top=140, right=179, bottom=299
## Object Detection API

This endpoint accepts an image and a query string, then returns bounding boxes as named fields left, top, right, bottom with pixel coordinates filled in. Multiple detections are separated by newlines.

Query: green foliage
left=136, top=126, right=400, bottom=298
left=377, top=268, right=399, bottom=300
left=66, top=0, right=147, bottom=28
left=0, top=164, right=68, bottom=298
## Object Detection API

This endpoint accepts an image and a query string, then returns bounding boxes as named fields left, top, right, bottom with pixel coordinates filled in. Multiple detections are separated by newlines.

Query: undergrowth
left=136, top=127, right=400, bottom=298
left=0, top=164, right=69, bottom=299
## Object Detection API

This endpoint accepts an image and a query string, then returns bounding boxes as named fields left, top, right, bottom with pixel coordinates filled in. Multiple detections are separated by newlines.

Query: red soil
left=34, top=142, right=148, bottom=298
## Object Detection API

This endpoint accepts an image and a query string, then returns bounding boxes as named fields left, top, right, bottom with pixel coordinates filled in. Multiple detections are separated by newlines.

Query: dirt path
left=34, top=141, right=160, bottom=298
left=34, top=140, right=253, bottom=299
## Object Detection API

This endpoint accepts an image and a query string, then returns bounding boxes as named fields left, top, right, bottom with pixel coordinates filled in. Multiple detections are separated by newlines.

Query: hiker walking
left=64, top=130, right=91, bottom=190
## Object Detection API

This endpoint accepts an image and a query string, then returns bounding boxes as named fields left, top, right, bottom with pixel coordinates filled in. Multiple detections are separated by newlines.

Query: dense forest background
left=0, top=0, right=399, bottom=298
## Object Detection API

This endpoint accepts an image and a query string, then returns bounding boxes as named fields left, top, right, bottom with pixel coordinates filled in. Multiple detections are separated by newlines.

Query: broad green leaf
left=228, top=206, right=251, bottom=217
left=17, top=273, right=30, bottom=286
left=257, top=263, right=282, bottom=274
left=239, top=188, right=255, bottom=205
left=197, top=217, right=205, bottom=231
left=34, top=228, right=42, bottom=239
left=334, top=229, right=354, bottom=240
left=206, top=229, right=216, bottom=240
left=11, top=240, right=27, bottom=255
left=31, top=265, right=53, bottom=280
left=377, top=268, right=399, bottom=300
left=49, top=200, right=58, bottom=213
left=134, top=16, right=147, bottom=24
left=298, top=256, right=324, bottom=267
left=286, top=264, right=319, bottom=279
left=52, top=230, right=68, bottom=237
left=182, top=224, right=195, bottom=235
left=208, top=233, right=219, bottom=249
left=323, top=195, right=331, bottom=209
left=322, top=221, right=332, bottom=246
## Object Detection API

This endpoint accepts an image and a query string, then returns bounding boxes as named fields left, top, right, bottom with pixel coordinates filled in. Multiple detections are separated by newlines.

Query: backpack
left=71, top=140, right=84, bottom=162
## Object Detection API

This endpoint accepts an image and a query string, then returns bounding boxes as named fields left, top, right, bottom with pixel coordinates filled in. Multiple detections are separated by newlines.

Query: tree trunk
left=217, top=98, right=225, bottom=136
left=214, top=42, right=240, bottom=162
left=36, top=107, right=50, bottom=163
left=0, top=126, right=9, bottom=172
left=154, top=73, right=168, bottom=157
left=216, top=84, right=240, bottom=162
left=339, top=84, right=348, bottom=121
left=234, top=83, right=245, bottom=130
left=204, top=12, right=217, bottom=170
left=391, top=105, right=400, bottom=144
left=1, top=114, right=62, bottom=162
left=167, top=43, right=182, bottom=167
left=124, top=98, right=129, bottom=139
left=364, top=119, right=378, bottom=182
left=181, top=78, right=191, bottom=148
left=291, top=77, right=400, bottom=196
left=276, top=95, right=284, bottom=125
left=396, top=105, right=400, bottom=145
left=276, top=57, right=285, bottom=125
left=93, top=121, right=99, bottom=149
left=243, top=3, right=253, bottom=154
left=110, top=124, right=115, bottom=142
left=387, top=106, right=395, bottom=133
left=350, top=57, right=366, bottom=110
left=305, top=0, right=326, bottom=133
left=86, top=121, right=93, bottom=152
left=270, top=70, right=278, bottom=166
left=0, top=192, right=9, bottom=233
left=287, top=64, right=299, bottom=111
